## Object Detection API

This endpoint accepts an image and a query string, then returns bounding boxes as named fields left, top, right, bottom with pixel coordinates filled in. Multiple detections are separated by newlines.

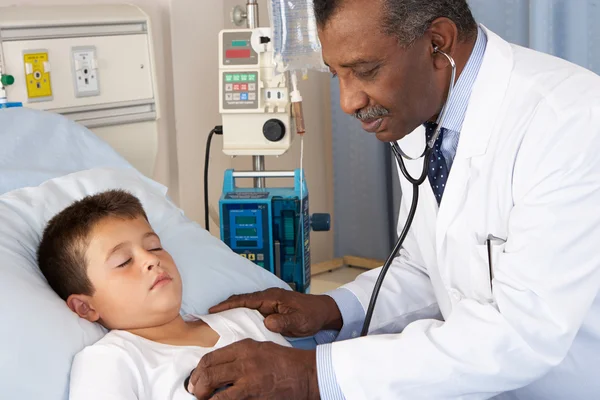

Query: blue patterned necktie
left=425, top=122, right=450, bottom=205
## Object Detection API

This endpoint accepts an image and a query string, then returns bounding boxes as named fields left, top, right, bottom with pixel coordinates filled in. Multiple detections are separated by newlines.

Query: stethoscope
left=361, top=46, right=457, bottom=336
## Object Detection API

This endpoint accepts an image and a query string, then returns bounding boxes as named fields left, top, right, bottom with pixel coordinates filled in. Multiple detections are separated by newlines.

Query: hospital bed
left=0, top=107, right=312, bottom=399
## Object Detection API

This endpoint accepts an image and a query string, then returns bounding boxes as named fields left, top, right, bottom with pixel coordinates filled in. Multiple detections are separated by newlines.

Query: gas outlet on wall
left=72, top=46, right=100, bottom=97
left=23, top=50, right=53, bottom=102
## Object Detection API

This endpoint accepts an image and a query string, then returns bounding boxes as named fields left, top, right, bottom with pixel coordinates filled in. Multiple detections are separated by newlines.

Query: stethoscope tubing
left=361, top=47, right=457, bottom=336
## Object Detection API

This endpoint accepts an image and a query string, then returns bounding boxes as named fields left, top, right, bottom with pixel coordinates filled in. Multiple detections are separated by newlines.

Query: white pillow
left=0, top=167, right=289, bottom=399
left=0, top=107, right=132, bottom=195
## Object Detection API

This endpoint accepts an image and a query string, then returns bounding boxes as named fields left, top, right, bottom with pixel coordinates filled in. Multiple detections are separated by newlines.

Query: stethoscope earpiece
left=394, top=44, right=457, bottom=162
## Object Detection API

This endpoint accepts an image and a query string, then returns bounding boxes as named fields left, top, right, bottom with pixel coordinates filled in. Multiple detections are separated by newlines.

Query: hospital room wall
left=0, top=0, right=180, bottom=203
left=170, top=0, right=335, bottom=264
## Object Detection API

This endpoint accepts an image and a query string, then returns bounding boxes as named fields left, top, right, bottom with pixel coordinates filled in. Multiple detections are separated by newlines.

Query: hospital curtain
left=330, top=0, right=600, bottom=260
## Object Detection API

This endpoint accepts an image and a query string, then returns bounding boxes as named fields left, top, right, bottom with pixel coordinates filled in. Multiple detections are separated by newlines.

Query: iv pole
left=245, top=0, right=266, bottom=189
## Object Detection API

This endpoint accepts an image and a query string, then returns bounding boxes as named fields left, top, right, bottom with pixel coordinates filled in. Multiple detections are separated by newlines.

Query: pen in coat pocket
left=486, top=234, right=506, bottom=289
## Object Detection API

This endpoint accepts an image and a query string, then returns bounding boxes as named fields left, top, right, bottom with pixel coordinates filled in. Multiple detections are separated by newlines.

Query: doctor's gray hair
left=313, top=0, right=478, bottom=45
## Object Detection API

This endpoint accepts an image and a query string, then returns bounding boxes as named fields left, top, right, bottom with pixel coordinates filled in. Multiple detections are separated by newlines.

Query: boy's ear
left=66, top=294, right=100, bottom=323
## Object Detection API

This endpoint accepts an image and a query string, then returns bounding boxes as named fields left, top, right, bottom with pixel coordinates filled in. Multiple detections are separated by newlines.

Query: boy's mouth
left=151, top=273, right=172, bottom=290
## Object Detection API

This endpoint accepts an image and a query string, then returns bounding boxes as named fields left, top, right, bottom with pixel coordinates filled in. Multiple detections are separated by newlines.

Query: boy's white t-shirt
left=69, top=308, right=291, bottom=400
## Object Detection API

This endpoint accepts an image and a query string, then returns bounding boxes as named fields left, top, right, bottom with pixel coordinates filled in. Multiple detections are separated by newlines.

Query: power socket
left=71, top=46, right=100, bottom=98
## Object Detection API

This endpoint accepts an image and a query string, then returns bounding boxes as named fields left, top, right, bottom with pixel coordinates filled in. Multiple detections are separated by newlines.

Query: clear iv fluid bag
left=269, top=0, right=328, bottom=73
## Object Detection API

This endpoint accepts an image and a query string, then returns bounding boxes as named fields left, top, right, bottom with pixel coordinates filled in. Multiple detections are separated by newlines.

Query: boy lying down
left=37, top=190, right=290, bottom=399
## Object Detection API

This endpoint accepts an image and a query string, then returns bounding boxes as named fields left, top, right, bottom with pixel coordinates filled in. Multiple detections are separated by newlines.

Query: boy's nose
left=143, top=253, right=161, bottom=271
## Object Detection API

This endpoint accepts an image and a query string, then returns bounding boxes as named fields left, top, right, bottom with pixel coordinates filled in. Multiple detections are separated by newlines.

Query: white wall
left=0, top=0, right=179, bottom=203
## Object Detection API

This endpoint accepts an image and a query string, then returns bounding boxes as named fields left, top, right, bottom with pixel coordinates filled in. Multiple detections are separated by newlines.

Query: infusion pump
left=218, top=28, right=294, bottom=156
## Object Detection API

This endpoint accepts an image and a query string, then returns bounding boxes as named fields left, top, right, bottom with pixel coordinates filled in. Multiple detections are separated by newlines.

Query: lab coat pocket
left=472, top=244, right=503, bottom=304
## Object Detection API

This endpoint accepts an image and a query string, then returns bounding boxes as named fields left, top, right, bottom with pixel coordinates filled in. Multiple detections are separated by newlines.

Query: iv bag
left=269, top=0, right=328, bottom=73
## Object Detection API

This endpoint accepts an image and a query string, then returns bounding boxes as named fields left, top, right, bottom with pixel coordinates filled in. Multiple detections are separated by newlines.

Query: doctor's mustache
left=353, top=105, right=390, bottom=121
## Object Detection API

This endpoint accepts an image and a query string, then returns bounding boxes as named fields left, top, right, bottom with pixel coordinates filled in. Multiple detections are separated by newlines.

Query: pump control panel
left=218, top=28, right=294, bottom=156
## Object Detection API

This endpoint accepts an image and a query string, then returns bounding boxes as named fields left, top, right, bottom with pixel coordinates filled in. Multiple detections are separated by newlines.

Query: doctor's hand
left=209, top=288, right=342, bottom=337
left=188, top=339, right=320, bottom=400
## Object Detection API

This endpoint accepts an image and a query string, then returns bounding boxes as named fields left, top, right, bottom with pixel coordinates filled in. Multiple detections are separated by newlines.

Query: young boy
left=37, top=190, right=290, bottom=399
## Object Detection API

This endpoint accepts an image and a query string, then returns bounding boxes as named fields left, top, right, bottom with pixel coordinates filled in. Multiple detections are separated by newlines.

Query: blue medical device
left=0, top=102, right=23, bottom=108
left=219, top=169, right=329, bottom=293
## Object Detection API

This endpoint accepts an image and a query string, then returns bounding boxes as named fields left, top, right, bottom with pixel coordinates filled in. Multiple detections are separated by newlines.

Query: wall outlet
left=23, top=50, right=53, bottom=101
left=72, top=46, right=100, bottom=97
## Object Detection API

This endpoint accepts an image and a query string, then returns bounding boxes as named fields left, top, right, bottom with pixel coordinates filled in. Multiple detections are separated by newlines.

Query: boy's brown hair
left=37, top=190, right=148, bottom=300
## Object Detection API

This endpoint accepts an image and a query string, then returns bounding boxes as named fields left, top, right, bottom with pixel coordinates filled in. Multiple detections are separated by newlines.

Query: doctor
left=190, top=0, right=600, bottom=398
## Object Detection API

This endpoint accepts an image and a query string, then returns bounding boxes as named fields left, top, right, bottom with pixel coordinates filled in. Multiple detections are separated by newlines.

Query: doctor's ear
left=67, top=294, right=100, bottom=322
left=432, top=43, right=452, bottom=70
left=427, top=17, right=458, bottom=68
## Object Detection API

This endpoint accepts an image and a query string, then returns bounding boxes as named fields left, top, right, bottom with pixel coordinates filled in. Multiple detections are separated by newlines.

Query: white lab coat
left=331, top=26, right=600, bottom=399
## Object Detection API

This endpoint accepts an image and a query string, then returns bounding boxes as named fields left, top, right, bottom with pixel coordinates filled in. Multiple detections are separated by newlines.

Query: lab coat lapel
left=435, top=27, right=514, bottom=256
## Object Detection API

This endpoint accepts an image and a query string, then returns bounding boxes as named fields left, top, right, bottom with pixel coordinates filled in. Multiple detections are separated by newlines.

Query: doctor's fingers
left=210, top=380, right=283, bottom=400
left=197, top=339, right=264, bottom=372
left=195, top=341, right=250, bottom=371
left=209, top=288, right=287, bottom=314
left=263, top=311, right=313, bottom=336
left=207, top=385, right=250, bottom=400
left=190, top=361, right=242, bottom=399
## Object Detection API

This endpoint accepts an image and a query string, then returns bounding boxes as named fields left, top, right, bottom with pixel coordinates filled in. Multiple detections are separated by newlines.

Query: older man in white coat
left=189, top=0, right=600, bottom=399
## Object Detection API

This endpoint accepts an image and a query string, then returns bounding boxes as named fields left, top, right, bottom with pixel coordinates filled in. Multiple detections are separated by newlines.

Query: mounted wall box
left=0, top=4, right=161, bottom=177
left=71, top=46, right=100, bottom=98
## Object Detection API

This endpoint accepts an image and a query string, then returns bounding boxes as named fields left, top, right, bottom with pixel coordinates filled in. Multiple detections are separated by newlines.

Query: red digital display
left=226, top=49, right=251, bottom=59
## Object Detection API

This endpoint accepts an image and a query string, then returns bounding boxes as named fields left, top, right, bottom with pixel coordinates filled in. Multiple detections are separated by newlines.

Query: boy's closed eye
left=106, top=232, right=163, bottom=268
left=143, top=232, right=163, bottom=252
left=115, top=246, right=163, bottom=268
left=116, top=258, right=132, bottom=268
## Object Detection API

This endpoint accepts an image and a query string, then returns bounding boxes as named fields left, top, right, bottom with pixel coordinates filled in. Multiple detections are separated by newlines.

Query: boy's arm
left=69, top=346, right=140, bottom=399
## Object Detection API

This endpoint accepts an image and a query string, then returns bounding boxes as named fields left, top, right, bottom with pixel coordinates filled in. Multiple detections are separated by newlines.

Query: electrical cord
left=204, top=125, right=223, bottom=232
left=361, top=145, right=432, bottom=336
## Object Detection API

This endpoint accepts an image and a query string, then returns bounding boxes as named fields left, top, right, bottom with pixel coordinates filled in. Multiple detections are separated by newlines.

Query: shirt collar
left=439, top=25, right=488, bottom=133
